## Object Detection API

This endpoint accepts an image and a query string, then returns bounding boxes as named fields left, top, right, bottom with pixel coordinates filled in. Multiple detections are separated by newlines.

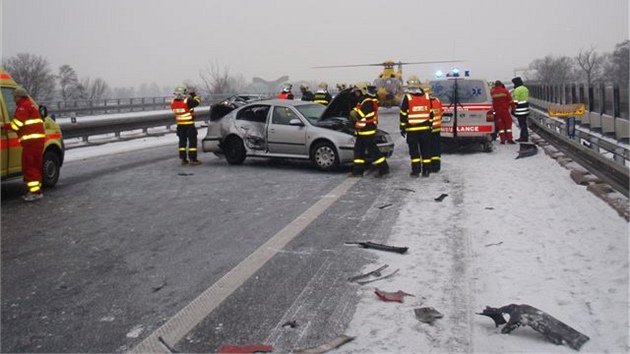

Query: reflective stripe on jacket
left=313, top=91, right=331, bottom=105
left=512, top=85, right=530, bottom=116
left=11, top=97, right=45, bottom=142
left=171, top=98, right=194, bottom=125
left=400, top=93, right=432, bottom=132
left=430, top=97, right=443, bottom=133
left=353, top=95, right=379, bottom=136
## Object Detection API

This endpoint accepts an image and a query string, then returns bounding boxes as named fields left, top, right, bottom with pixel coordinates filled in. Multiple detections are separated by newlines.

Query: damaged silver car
left=201, top=89, right=394, bottom=171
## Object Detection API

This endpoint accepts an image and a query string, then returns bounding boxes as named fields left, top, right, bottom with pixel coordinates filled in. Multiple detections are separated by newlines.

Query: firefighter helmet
left=282, top=82, right=293, bottom=91
left=354, top=81, right=369, bottom=95
left=173, top=85, right=187, bottom=99
left=336, top=82, right=347, bottom=90
left=318, top=81, right=328, bottom=90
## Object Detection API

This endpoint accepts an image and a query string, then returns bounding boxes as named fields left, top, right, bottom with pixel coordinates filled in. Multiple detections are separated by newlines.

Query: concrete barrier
left=616, top=118, right=630, bottom=141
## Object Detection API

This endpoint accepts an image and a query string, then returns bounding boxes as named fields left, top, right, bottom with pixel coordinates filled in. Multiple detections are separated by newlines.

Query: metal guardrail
left=58, top=107, right=210, bottom=141
left=41, top=93, right=275, bottom=117
left=530, top=98, right=629, bottom=165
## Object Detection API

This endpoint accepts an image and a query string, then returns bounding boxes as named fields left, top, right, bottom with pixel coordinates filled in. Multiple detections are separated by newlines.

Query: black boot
left=410, top=162, right=421, bottom=177
left=422, top=169, right=430, bottom=177
left=378, top=161, right=390, bottom=177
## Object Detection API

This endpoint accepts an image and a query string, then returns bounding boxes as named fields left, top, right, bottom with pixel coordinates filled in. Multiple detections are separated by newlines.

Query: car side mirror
left=289, top=118, right=304, bottom=126
left=39, top=105, right=49, bottom=120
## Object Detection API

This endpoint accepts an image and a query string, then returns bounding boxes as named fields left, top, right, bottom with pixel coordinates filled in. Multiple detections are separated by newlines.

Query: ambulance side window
left=1, top=88, right=17, bottom=123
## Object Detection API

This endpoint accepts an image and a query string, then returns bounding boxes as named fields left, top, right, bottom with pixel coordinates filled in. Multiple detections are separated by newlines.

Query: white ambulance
left=430, top=74, right=495, bottom=152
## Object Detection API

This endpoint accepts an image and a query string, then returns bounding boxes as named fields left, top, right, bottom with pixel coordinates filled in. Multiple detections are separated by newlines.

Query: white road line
left=129, top=177, right=358, bottom=353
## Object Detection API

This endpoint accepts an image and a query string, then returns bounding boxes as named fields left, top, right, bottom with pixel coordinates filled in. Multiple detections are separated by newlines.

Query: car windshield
left=295, top=103, right=326, bottom=124
left=430, top=79, right=489, bottom=105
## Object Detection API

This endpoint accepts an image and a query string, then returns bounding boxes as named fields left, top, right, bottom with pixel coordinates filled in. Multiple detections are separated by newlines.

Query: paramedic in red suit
left=491, top=80, right=515, bottom=144
left=9, top=87, right=46, bottom=201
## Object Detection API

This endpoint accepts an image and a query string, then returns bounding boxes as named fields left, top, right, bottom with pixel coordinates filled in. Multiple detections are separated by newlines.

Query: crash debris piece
left=414, top=307, right=444, bottom=323
left=477, top=304, right=590, bottom=351
left=295, top=334, right=355, bottom=354
left=375, top=288, right=414, bottom=303
left=357, top=268, right=399, bottom=285
left=345, top=241, right=408, bottom=254
left=377, top=203, right=393, bottom=209
left=515, top=142, right=538, bottom=159
left=348, top=264, right=389, bottom=282
left=282, top=320, right=298, bottom=328
left=434, top=193, right=448, bottom=202
left=217, top=343, right=273, bottom=354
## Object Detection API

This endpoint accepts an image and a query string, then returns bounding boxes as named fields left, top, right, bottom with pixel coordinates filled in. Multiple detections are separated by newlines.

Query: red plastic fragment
left=374, top=288, right=414, bottom=303
left=218, top=343, right=273, bottom=354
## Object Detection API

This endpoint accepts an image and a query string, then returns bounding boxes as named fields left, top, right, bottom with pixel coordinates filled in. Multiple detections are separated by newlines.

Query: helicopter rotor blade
left=397, top=60, right=467, bottom=65
left=312, top=63, right=387, bottom=69
left=313, top=59, right=467, bottom=69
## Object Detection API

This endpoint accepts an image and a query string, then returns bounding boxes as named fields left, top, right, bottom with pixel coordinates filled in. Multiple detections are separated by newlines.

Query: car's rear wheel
left=42, top=150, right=61, bottom=187
left=311, top=141, right=338, bottom=171
left=224, top=136, right=246, bottom=165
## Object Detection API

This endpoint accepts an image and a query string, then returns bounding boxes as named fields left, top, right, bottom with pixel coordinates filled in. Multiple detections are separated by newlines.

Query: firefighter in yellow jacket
left=400, top=77, right=433, bottom=177
left=170, top=85, right=201, bottom=165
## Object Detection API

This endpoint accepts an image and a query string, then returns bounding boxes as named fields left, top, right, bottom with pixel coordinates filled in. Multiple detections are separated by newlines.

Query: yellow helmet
left=406, top=75, right=421, bottom=87
left=336, top=82, right=347, bottom=90
left=318, top=81, right=328, bottom=90
left=354, top=81, right=372, bottom=95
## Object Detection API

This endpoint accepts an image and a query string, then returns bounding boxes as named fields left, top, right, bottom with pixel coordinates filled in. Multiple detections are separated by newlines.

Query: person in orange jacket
left=277, top=82, right=294, bottom=100
left=170, top=85, right=202, bottom=165
left=400, top=77, right=433, bottom=177
left=7, top=87, right=46, bottom=201
left=491, top=80, right=515, bottom=144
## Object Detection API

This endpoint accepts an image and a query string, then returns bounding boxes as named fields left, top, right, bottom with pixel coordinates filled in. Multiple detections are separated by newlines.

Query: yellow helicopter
left=313, top=59, right=462, bottom=107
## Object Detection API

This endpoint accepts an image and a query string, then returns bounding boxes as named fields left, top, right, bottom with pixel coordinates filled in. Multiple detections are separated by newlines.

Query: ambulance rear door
left=430, top=79, right=494, bottom=139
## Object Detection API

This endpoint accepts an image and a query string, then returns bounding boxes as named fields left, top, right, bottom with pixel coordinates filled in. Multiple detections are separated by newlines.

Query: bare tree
left=610, top=40, right=629, bottom=88
left=530, top=55, right=576, bottom=84
left=79, top=77, right=110, bottom=100
left=199, top=60, right=233, bottom=94
left=58, top=64, right=81, bottom=101
left=575, top=46, right=604, bottom=85
left=2, top=53, right=56, bottom=101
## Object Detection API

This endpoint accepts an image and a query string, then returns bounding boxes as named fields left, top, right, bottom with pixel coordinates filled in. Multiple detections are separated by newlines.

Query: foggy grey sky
left=1, top=0, right=629, bottom=90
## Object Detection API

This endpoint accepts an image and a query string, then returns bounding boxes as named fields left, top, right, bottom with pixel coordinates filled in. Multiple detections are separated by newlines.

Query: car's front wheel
left=42, top=150, right=61, bottom=187
left=224, top=136, right=246, bottom=165
left=311, top=141, right=338, bottom=171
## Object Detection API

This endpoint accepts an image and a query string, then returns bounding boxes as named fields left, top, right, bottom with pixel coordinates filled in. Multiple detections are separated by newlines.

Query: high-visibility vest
left=353, top=96, right=379, bottom=136
left=278, top=91, right=294, bottom=100
left=430, top=97, right=443, bottom=133
left=10, top=97, right=45, bottom=142
left=512, top=85, right=530, bottom=117
left=171, top=98, right=194, bottom=125
left=400, top=93, right=432, bottom=132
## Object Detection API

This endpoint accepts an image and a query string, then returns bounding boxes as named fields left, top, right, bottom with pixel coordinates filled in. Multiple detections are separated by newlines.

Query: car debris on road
left=477, top=303, right=590, bottom=351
